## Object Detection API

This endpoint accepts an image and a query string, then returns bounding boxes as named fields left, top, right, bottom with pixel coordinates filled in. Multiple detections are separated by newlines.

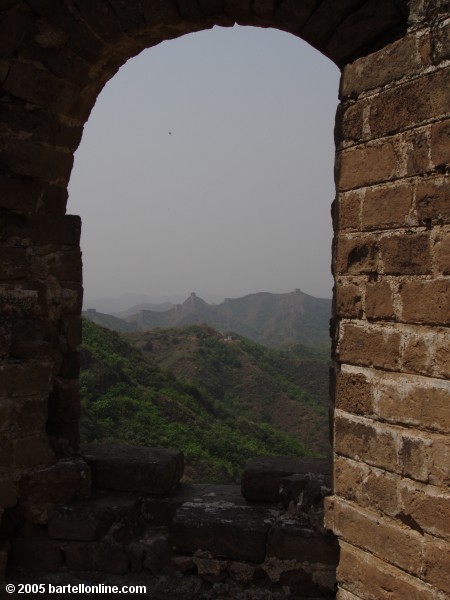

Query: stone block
left=1, top=138, right=74, bottom=182
left=142, top=483, right=247, bottom=526
left=335, top=280, right=363, bottom=318
left=338, top=541, right=436, bottom=600
left=423, top=538, right=450, bottom=593
left=400, top=480, right=450, bottom=540
left=81, top=444, right=184, bottom=495
left=19, top=457, right=91, bottom=524
left=431, top=119, right=450, bottom=168
left=365, top=280, right=394, bottom=320
left=369, top=68, right=450, bottom=138
left=337, top=323, right=401, bottom=370
left=361, top=183, right=413, bottom=231
left=401, top=334, right=433, bottom=375
left=337, top=191, right=361, bottom=231
left=334, top=413, right=397, bottom=473
left=13, top=434, right=55, bottom=469
left=333, top=456, right=400, bottom=517
left=435, top=331, right=450, bottom=378
left=0, top=247, right=28, bottom=280
left=171, top=502, right=276, bottom=562
left=0, top=288, right=41, bottom=319
left=340, top=34, right=422, bottom=98
left=65, top=541, right=129, bottom=573
left=3, top=60, right=76, bottom=111
left=400, top=279, right=450, bottom=325
left=433, top=19, right=450, bottom=63
left=267, top=519, right=338, bottom=565
left=337, top=141, right=397, bottom=191
left=11, top=537, right=63, bottom=571
left=241, top=456, right=331, bottom=502
left=380, top=231, right=432, bottom=275
left=335, top=370, right=373, bottom=416
left=434, top=229, right=450, bottom=275
left=327, top=497, right=423, bottom=575
left=49, top=491, right=140, bottom=541
left=335, top=235, right=379, bottom=275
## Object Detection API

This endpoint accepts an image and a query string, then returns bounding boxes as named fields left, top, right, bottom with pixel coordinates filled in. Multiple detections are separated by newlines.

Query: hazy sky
left=67, top=25, right=340, bottom=305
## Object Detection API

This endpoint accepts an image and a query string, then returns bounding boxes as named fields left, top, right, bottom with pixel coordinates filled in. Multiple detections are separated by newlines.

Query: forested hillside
left=80, top=320, right=327, bottom=484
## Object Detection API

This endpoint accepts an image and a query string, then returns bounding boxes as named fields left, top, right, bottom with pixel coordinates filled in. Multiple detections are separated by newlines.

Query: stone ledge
left=81, top=444, right=184, bottom=495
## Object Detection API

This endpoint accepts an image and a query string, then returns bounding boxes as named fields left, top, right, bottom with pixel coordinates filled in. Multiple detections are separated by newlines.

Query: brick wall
left=326, top=2, right=450, bottom=598
left=0, top=0, right=449, bottom=596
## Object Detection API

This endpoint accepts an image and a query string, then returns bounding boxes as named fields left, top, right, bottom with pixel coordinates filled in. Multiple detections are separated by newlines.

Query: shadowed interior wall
left=0, top=0, right=449, bottom=597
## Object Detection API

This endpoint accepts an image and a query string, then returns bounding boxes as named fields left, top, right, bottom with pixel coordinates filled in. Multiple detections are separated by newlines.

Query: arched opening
left=67, top=25, right=339, bottom=482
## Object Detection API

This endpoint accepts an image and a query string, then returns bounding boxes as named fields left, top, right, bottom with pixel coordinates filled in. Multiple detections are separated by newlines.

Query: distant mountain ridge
left=83, top=289, right=331, bottom=348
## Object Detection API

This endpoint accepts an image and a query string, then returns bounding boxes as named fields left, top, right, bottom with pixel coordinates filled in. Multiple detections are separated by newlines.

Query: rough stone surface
left=171, top=502, right=278, bottom=562
left=81, top=444, right=184, bottom=495
left=48, top=491, right=140, bottom=541
left=241, top=456, right=331, bottom=502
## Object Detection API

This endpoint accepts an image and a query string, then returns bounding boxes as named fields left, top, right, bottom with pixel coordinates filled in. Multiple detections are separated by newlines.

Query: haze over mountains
left=83, top=289, right=331, bottom=349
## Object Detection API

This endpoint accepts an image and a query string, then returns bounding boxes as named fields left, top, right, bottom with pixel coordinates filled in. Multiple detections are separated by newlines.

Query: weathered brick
left=379, top=383, right=450, bottom=433
left=435, top=330, right=450, bottom=378
left=398, top=431, right=449, bottom=486
left=431, top=119, right=450, bottom=168
left=423, top=538, right=450, bottom=593
left=338, top=323, right=401, bottom=370
left=416, top=176, right=450, bottom=225
left=13, top=396, right=48, bottom=434
left=434, top=229, right=450, bottom=275
left=0, top=362, right=52, bottom=399
left=380, top=231, right=432, bottom=275
left=338, top=100, right=366, bottom=143
left=398, top=433, right=431, bottom=482
left=402, top=334, right=433, bottom=375
left=400, top=480, right=450, bottom=540
left=1, top=138, right=73, bottom=182
left=3, top=60, right=80, bottom=114
left=0, top=246, right=28, bottom=280
left=432, top=19, right=450, bottom=63
left=337, top=192, right=361, bottom=231
left=365, top=280, right=394, bottom=320
left=327, top=497, right=423, bottom=575
left=335, top=236, right=379, bottom=275
left=369, top=68, right=450, bottom=137
left=404, top=127, right=431, bottom=177
left=400, top=279, right=450, bottom=325
left=0, top=173, right=42, bottom=212
left=335, top=280, right=363, bottom=318
left=30, top=248, right=82, bottom=281
left=337, top=541, right=437, bottom=600
left=13, top=434, right=54, bottom=469
left=68, top=0, right=126, bottom=43
left=333, top=456, right=399, bottom=517
left=340, top=34, right=422, bottom=98
left=334, top=413, right=398, bottom=472
left=337, top=142, right=398, bottom=191
left=0, top=101, right=83, bottom=151
left=361, top=184, right=413, bottom=231
left=335, top=370, right=373, bottom=415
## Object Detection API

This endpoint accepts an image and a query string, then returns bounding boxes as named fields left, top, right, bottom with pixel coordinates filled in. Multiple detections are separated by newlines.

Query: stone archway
left=1, top=1, right=449, bottom=597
